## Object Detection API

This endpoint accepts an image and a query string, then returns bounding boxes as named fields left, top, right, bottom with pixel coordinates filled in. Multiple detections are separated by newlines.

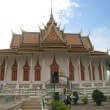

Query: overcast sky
left=0, top=0, right=110, bottom=53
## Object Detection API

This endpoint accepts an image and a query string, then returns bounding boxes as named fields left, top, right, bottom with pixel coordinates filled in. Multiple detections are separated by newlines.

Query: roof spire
left=51, top=0, right=52, bottom=15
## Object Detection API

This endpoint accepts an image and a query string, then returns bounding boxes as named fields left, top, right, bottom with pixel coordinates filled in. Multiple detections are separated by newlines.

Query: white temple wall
left=0, top=52, right=108, bottom=88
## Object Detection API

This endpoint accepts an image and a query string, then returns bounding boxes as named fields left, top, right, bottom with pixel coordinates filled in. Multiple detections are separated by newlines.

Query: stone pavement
left=71, top=102, right=110, bottom=110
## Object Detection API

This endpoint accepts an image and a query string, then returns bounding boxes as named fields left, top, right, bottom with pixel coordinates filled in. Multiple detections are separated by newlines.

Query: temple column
left=78, top=55, right=81, bottom=87
left=16, top=56, right=20, bottom=89
left=100, top=59, right=106, bottom=87
left=66, top=52, right=69, bottom=78
left=4, top=56, right=8, bottom=83
left=30, top=54, right=33, bottom=89
left=42, top=53, right=46, bottom=89
left=90, top=59, right=93, bottom=81
left=89, top=58, right=94, bottom=87
left=101, top=59, right=104, bottom=81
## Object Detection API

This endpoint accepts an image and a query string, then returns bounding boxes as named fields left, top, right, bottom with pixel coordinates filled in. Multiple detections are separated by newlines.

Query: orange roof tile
left=65, top=34, right=82, bottom=45
left=82, top=37, right=92, bottom=49
left=23, top=32, right=39, bottom=44
left=11, top=35, right=21, bottom=48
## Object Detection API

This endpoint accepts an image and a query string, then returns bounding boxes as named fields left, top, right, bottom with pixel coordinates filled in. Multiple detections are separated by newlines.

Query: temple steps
left=21, top=98, right=42, bottom=110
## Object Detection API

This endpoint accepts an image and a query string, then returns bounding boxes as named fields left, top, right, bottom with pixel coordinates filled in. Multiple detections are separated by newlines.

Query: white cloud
left=53, top=0, right=80, bottom=24
left=90, top=27, right=110, bottom=52
left=0, top=0, right=80, bottom=49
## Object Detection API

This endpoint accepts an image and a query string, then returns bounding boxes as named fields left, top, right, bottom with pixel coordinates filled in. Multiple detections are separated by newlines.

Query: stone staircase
left=21, top=98, right=42, bottom=110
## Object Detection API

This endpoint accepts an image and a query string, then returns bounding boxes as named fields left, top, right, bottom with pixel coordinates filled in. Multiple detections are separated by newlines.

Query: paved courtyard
left=71, top=102, right=110, bottom=110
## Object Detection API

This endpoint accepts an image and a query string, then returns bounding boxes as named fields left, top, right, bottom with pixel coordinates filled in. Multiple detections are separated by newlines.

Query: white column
left=78, top=55, right=81, bottom=87
left=16, top=56, right=20, bottom=89
left=89, top=59, right=93, bottom=81
left=66, top=52, right=69, bottom=77
left=101, top=59, right=104, bottom=81
left=30, top=53, right=33, bottom=89
left=4, top=56, right=8, bottom=84
left=42, top=52, right=46, bottom=89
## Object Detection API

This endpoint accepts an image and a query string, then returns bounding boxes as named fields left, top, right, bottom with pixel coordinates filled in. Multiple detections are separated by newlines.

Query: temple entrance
left=50, top=55, right=59, bottom=83
left=51, top=72, right=59, bottom=83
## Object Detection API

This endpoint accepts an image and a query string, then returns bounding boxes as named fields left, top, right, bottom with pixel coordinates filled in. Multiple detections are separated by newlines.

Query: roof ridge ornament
left=11, top=29, right=16, bottom=35
left=20, top=26, right=26, bottom=32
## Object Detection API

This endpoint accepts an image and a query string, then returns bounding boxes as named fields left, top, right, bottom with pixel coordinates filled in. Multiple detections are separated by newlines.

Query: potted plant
left=92, top=89, right=104, bottom=106
left=82, top=95, right=88, bottom=104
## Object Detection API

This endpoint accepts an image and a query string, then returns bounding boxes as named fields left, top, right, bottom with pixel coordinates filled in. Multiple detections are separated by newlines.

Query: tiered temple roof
left=0, top=12, right=109, bottom=58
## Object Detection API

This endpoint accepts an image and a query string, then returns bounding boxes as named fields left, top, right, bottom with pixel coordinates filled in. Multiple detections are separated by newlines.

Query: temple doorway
left=51, top=72, right=59, bottom=83
left=50, top=55, right=59, bottom=83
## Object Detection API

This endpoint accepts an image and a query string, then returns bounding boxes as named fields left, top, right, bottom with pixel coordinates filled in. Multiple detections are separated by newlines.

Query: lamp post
left=53, top=76, right=55, bottom=92
left=52, top=72, right=56, bottom=92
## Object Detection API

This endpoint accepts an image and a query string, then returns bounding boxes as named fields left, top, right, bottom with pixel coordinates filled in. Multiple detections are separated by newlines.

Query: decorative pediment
left=35, top=58, right=41, bottom=69
left=42, top=14, right=65, bottom=43
left=50, top=55, right=59, bottom=67
left=12, top=58, right=18, bottom=68
left=24, top=58, right=30, bottom=69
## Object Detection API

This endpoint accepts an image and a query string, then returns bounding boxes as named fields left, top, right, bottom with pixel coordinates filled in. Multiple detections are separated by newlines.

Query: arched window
left=69, top=58, right=74, bottom=81
left=12, top=59, right=17, bottom=81
left=23, top=59, right=30, bottom=81
left=50, top=56, right=59, bottom=83
left=88, top=63, right=95, bottom=80
left=0, top=60, right=5, bottom=81
left=98, top=62, right=102, bottom=80
left=35, top=59, right=41, bottom=81
left=80, top=59, right=85, bottom=81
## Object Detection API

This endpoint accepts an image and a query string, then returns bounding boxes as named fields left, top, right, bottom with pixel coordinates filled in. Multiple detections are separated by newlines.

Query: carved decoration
left=45, top=26, right=60, bottom=41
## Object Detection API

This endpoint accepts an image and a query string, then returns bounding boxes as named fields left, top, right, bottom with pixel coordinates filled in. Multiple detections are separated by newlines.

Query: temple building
left=0, top=11, right=110, bottom=90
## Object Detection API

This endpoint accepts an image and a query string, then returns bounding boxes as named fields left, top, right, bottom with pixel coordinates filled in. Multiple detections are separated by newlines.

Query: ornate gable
left=44, top=26, right=61, bottom=41
left=42, top=14, right=65, bottom=43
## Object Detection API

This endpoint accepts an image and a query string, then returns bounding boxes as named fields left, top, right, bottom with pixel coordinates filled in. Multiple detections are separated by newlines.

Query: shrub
left=92, top=89, right=104, bottom=106
left=109, top=96, right=110, bottom=100
left=53, top=92, right=60, bottom=101
left=73, top=91, right=79, bottom=105
left=50, top=100, right=69, bottom=110
left=103, top=96, right=107, bottom=102
left=82, top=95, right=88, bottom=104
